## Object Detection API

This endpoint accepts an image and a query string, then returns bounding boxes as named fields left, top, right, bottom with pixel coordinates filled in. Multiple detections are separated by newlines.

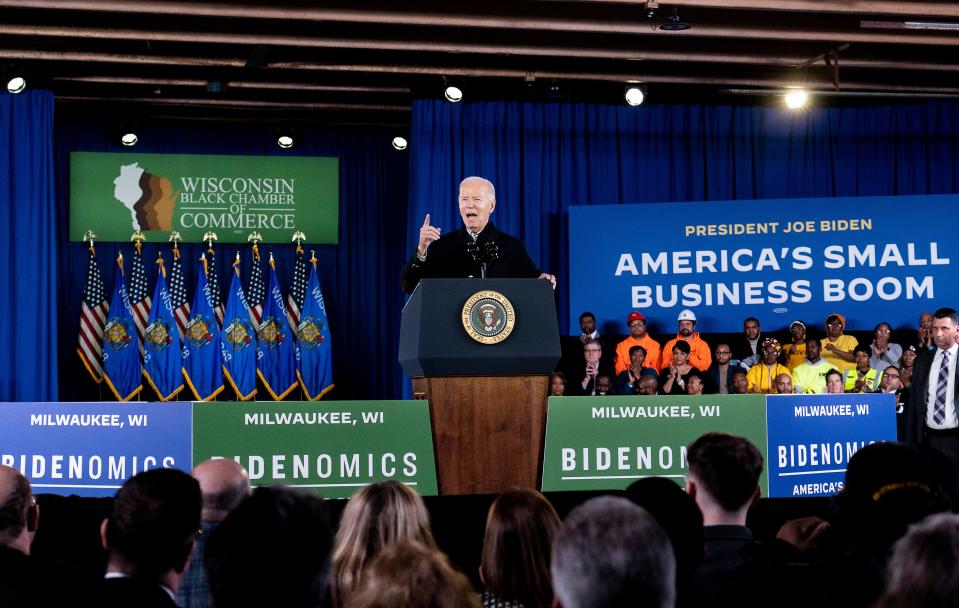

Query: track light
left=6, top=75, right=26, bottom=94
left=624, top=86, right=646, bottom=106
left=444, top=85, right=463, bottom=103
left=275, top=127, right=296, bottom=149
left=659, top=7, right=691, bottom=31
left=116, top=122, right=139, bottom=147
left=391, top=136, right=408, bottom=151
left=120, top=131, right=138, bottom=147
left=784, top=89, right=809, bottom=109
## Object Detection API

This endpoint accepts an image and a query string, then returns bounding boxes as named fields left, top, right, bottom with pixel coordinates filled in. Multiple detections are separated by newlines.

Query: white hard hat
left=677, top=309, right=697, bottom=322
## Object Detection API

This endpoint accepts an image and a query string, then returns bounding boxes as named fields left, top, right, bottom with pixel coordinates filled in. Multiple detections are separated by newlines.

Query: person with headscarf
left=746, top=338, right=790, bottom=394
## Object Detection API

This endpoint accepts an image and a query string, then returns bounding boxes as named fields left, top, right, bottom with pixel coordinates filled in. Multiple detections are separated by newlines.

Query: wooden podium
left=399, top=279, right=561, bottom=495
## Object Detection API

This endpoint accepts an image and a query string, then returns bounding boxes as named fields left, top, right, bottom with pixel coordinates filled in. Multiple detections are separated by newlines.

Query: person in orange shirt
left=661, top=309, right=712, bottom=372
left=614, top=312, right=662, bottom=374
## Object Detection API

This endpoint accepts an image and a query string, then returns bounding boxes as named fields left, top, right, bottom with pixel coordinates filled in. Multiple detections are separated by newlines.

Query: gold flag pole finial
left=131, top=230, right=146, bottom=254
left=247, top=231, right=263, bottom=244
left=203, top=231, right=218, bottom=249
left=292, top=230, right=305, bottom=246
left=83, top=230, right=97, bottom=252
left=169, top=231, right=182, bottom=258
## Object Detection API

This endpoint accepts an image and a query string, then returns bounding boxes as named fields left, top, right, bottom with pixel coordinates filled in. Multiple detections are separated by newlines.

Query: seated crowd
left=551, top=309, right=926, bottom=404
left=3, top=431, right=959, bottom=608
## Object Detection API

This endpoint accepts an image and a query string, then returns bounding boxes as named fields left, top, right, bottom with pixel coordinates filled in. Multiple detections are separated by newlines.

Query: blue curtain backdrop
left=408, top=100, right=959, bottom=337
left=0, top=90, right=58, bottom=400
left=56, top=122, right=409, bottom=401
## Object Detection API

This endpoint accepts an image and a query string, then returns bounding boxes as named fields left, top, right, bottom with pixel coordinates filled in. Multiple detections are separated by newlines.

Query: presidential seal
left=462, top=290, right=515, bottom=344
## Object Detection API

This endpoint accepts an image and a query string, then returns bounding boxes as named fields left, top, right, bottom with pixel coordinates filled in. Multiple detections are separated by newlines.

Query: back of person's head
left=104, top=468, right=201, bottom=578
left=205, top=486, right=334, bottom=608
left=0, top=465, right=36, bottom=549
left=192, top=458, right=250, bottom=522
left=837, top=442, right=948, bottom=553
left=625, top=477, right=705, bottom=584
left=551, top=496, right=675, bottom=608
left=481, top=488, right=561, bottom=608
left=334, top=481, right=436, bottom=600
left=876, top=513, right=959, bottom=608
left=345, top=540, right=478, bottom=608
left=686, top=432, right=763, bottom=512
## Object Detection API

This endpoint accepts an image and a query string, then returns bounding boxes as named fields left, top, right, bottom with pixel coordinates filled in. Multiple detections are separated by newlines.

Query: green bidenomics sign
left=542, top=395, right=769, bottom=493
left=193, top=401, right=437, bottom=498
left=69, top=152, right=339, bottom=243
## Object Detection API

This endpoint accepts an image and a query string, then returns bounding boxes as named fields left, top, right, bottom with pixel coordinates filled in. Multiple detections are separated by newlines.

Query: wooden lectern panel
left=412, top=375, right=549, bottom=495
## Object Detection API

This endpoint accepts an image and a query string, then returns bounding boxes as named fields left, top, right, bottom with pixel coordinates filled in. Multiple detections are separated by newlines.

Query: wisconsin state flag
left=102, top=254, right=142, bottom=401
left=296, top=257, right=333, bottom=400
left=220, top=256, right=257, bottom=400
left=256, top=255, right=298, bottom=400
left=142, top=255, right=184, bottom=401
left=182, top=254, right=224, bottom=401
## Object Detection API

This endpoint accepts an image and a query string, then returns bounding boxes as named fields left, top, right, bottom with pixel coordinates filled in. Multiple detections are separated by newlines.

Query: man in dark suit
left=97, top=468, right=201, bottom=608
left=401, top=176, right=555, bottom=293
left=907, top=307, right=959, bottom=480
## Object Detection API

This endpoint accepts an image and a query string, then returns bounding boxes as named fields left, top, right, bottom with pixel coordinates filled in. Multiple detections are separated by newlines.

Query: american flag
left=207, top=245, right=224, bottom=326
left=286, top=244, right=307, bottom=329
left=77, top=245, right=108, bottom=383
left=128, top=242, right=152, bottom=353
left=169, top=246, right=190, bottom=337
left=247, top=243, right=265, bottom=327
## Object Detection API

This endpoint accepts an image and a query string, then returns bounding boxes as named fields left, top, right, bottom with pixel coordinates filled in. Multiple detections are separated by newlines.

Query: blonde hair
left=333, top=481, right=436, bottom=602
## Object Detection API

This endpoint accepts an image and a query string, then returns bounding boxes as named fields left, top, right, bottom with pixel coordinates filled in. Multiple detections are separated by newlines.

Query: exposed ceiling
left=1, top=0, right=958, bottom=129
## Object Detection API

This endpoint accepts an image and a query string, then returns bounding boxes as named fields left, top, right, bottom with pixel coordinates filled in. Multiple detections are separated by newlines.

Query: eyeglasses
left=629, top=321, right=645, bottom=327
left=827, top=323, right=843, bottom=328
left=876, top=329, right=891, bottom=334
left=883, top=374, right=901, bottom=379
left=715, top=351, right=731, bottom=355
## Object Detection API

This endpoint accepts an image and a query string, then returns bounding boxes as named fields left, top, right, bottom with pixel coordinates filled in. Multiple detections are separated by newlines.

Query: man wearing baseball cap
left=661, top=309, right=712, bottom=372
left=614, top=311, right=663, bottom=375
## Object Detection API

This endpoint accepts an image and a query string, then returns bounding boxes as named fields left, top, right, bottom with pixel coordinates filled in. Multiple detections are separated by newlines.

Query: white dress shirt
left=926, top=343, right=959, bottom=429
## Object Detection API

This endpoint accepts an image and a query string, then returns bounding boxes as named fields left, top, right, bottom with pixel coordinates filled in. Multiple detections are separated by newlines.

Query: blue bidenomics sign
left=569, top=194, right=959, bottom=331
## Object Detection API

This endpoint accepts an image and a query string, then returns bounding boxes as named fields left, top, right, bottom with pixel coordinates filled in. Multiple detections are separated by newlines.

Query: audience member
left=614, top=312, right=662, bottom=375
left=345, top=540, right=479, bottom=608
left=784, top=321, right=807, bottom=370
left=662, top=309, right=712, bottom=372
left=870, top=322, right=902, bottom=373
left=549, top=372, right=567, bottom=397
left=825, top=369, right=844, bottom=394
left=97, top=468, right=202, bottom=608
left=661, top=341, right=697, bottom=395
left=791, top=338, right=830, bottom=394
left=480, top=488, right=561, bottom=608
left=732, top=317, right=764, bottom=369
left=333, top=481, right=437, bottom=604
left=822, top=313, right=857, bottom=373
left=551, top=496, right=675, bottom=608
left=577, top=311, right=599, bottom=344
left=575, top=339, right=613, bottom=396
left=638, top=375, right=660, bottom=396
left=773, top=373, right=795, bottom=395
left=906, top=307, right=959, bottom=482
left=898, top=345, right=917, bottom=390
left=844, top=344, right=880, bottom=393
left=686, top=374, right=705, bottom=396
left=205, top=486, right=334, bottom=608
left=875, top=512, right=959, bottom=608
left=177, top=458, right=250, bottom=608
left=706, top=343, right=737, bottom=395
left=731, top=370, right=748, bottom=394
left=746, top=338, right=790, bottom=394
left=625, top=477, right=705, bottom=608
left=595, top=375, right=613, bottom=396
left=685, top=433, right=764, bottom=600
left=876, top=366, right=902, bottom=397
left=616, top=344, right=657, bottom=395
left=918, top=311, right=934, bottom=351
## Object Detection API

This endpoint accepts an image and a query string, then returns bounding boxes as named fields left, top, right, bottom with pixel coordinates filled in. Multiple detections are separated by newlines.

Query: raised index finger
left=422, top=213, right=431, bottom=228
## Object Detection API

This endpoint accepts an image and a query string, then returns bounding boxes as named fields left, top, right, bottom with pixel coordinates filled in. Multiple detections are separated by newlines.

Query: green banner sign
left=542, top=395, right=769, bottom=493
left=69, top=152, right=339, bottom=243
left=192, top=400, right=437, bottom=498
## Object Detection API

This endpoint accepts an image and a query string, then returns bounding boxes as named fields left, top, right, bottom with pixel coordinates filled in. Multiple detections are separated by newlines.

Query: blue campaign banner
left=0, top=402, right=192, bottom=497
left=569, top=194, right=959, bottom=332
left=766, top=393, right=897, bottom=498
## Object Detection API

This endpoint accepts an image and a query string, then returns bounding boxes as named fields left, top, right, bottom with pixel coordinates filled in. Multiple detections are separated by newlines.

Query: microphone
left=466, top=239, right=500, bottom=279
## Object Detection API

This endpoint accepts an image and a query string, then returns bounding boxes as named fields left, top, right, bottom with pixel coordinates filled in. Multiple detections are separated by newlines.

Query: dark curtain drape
left=408, top=100, right=959, bottom=336
left=56, top=122, right=409, bottom=401
left=0, top=90, right=58, bottom=400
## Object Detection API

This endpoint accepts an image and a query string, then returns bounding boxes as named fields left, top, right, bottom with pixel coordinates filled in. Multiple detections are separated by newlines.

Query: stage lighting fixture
left=391, top=136, right=408, bottom=151
left=120, top=131, right=138, bottom=147
left=624, top=86, right=646, bottom=106
left=784, top=89, right=809, bottom=109
left=275, top=127, right=296, bottom=149
left=659, top=8, right=691, bottom=31
left=444, top=85, right=464, bottom=103
left=6, top=75, right=26, bottom=94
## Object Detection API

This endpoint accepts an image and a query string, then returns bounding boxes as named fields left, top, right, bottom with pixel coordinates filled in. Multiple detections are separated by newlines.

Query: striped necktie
left=933, top=350, right=951, bottom=424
